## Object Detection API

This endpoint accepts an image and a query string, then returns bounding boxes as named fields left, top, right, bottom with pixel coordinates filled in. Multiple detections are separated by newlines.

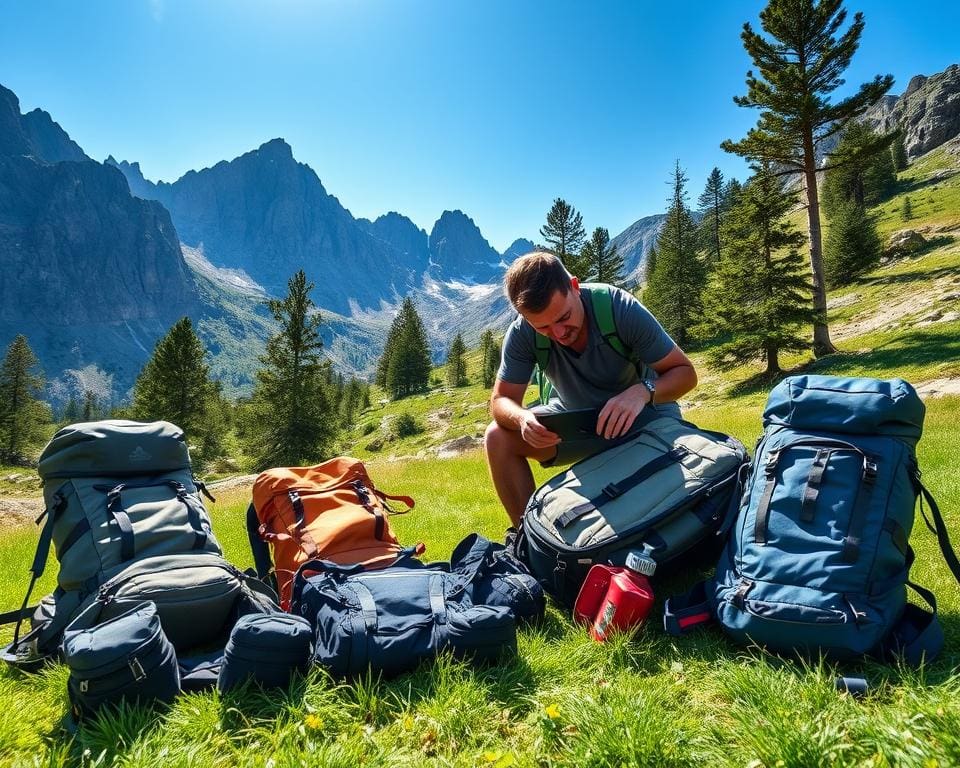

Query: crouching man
left=484, top=251, right=698, bottom=526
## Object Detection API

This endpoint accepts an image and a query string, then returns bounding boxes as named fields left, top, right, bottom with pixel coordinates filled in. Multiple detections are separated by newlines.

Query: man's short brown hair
left=503, top=251, right=572, bottom=313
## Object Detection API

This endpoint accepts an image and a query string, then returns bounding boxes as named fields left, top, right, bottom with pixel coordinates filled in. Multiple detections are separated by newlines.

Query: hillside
left=344, top=138, right=960, bottom=462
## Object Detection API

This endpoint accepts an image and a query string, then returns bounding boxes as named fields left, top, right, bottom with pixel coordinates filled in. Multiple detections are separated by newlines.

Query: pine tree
left=82, top=391, right=98, bottom=421
left=132, top=317, right=221, bottom=455
left=376, top=307, right=406, bottom=389
left=901, top=195, right=913, bottom=221
left=0, top=335, right=49, bottom=463
left=721, top=0, right=894, bottom=357
left=821, top=122, right=897, bottom=216
left=338, top=378, right=363, bottom=428
left=580, top=227, right=627, bottom=287
left=445, top=333, right=468, bottom=388
left=243, top=270, right=334, bottom=469
left=698, top=167, right=726, bottom=264
left=701, top=165, right=815, bottom=374
left=539, top=198, right=588, bottom=276
left=891, top=133, right=908, bottom=171
left=385, top=297, right=432, bottom=399
left=824, top=199, right=882, bottom=286
left=479, top=330, right=500, bottom=388
left=643, top=162, right=706, bottom=348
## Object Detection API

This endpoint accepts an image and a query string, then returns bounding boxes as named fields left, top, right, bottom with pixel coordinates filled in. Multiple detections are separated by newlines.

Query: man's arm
left=596, top=345, right=697, bottom=439
left=490, top=379, right=560, bottom=449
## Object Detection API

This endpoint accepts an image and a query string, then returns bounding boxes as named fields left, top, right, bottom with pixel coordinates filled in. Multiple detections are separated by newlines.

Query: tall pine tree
left=0, top=335, right=49, bottom=463
left=643, top=162, right=706, bottom=348
left=445, top=333, right=468, bottom=388
left=721, top=0, right=893, bottom=356
left=824, top=199, right=882, bottom=286
left=244, top=270, right=334, bottom=469
left=891, top=133, right=908, bottom=171
left=580, top=227, right=627, bottom=287
left=479, top=330, right=500, bottom=388
left=700, top=165, right=814, bottom=374
left=540, top=198, right=588, bottom=276
left=384, top=297, right=432, bottom=399
left=698, top=167, right=727, bottom=265
left=132, top=317, right=222, bottom=456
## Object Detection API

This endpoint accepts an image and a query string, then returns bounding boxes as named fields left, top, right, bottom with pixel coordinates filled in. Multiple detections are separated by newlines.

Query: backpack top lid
left=763, top=376, right=925, bottom=445
left=38, top=420, right=191, bottom=480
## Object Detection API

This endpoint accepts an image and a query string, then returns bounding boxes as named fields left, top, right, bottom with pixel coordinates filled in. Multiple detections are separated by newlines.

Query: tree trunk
left=765, top=343, right=780, bottom=375
left=802, top=129, right=837, bottom=357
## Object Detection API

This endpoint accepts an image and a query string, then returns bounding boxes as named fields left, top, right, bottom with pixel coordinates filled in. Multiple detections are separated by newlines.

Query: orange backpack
left=246, top=457, right=418, bottom=610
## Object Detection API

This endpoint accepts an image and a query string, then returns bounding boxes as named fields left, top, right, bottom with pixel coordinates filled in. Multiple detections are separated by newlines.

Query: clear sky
left=1, top=0, right=957, bottom=252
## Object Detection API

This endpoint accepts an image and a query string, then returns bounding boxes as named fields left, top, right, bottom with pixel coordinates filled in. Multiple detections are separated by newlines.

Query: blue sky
left=1, top=0, right=957, bottom=252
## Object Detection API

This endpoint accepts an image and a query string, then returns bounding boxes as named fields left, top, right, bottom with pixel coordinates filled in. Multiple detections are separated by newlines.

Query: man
left=484, top=251, right=698, bottom=526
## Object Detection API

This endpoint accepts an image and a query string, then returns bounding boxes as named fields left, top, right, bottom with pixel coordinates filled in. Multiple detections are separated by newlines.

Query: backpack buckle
left=79, top=680, right=89, bottom=693
left=602, top=483, right=623, bottom=500
left=764, top=452, right=780, bottom=476
left=862, top=459, right=878, bottom=484
left=128, top=656, right=147, bottom=682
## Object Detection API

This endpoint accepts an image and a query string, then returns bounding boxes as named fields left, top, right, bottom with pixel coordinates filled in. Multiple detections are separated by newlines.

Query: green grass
left=1, top=397, right=959, bottom=766
left=2, top=146, right=960, bottom=766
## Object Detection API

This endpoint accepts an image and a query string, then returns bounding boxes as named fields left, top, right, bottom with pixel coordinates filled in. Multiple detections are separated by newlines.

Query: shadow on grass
left=897, top=169, right=959, bottom=196
left=799, top=330, right=960, bottom=377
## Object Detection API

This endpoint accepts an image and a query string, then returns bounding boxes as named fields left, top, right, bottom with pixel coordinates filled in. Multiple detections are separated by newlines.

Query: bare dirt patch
left=0, top=497, right=43, bottom=528
left=914, top=378, right=960, bottom=399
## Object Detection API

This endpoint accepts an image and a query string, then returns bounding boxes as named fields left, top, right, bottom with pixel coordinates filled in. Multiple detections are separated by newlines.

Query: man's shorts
left=531, top=402, right=658, bottom=468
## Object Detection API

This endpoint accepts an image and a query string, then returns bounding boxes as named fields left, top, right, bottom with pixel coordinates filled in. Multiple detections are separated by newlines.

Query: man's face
left=520, top=279, right=585, bottom=347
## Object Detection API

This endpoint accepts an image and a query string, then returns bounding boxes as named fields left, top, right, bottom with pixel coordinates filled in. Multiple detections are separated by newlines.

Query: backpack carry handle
left=915, top=478, right=960, bottom=584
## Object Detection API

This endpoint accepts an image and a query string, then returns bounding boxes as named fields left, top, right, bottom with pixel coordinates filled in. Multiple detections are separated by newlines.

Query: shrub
left=393, top=412, right=423, bottom=438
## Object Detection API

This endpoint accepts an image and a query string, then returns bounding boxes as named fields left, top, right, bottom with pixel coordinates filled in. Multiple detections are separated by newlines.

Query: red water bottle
left=573, top=546, right=657, bottom=642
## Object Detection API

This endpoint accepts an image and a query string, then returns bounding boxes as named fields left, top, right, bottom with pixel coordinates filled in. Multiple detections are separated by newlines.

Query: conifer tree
left=479, top=330, right=500, bottom=388
left=132, top=317, right=221, bottom=454
left=701, top=165, right=814, bottom=374
left=901, top=195, right=913, bottom=221
left=722, top=0, right=894, bottom=357
left=385, top=297, right=431, bottom=399
left=891, top=133, right=908, bottom=171
left=698, top=167, right=727, bottom=264
left=338, top=378, right=363, bottom=428
left=0, top=335, right=49, bottom=463
left=643, top=162, right=706, bottom=348
left=580, top=227, right=627, bottom=287
left=821, top=122, right=897, bottom=216
left=82, top=391, right=98, bottom=421
left=824, top=199, right=882, bottom=286
left=445, top=333, right=468, bottom=388
left=244, top=270, right=334, bottom=469
left=540, top=199, right=588, bottom=276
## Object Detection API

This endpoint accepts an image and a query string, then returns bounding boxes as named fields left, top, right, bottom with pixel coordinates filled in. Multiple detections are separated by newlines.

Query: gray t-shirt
left=497, top=285, right=681, bottom=418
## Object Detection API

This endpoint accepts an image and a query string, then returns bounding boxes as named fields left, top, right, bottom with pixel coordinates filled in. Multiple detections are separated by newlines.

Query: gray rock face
left=863, top=64, right=960, bottom=158
left=111, top=138, right=429, bottom=313
left=0, top=83, right=203, bottom=399
left=609, top=214, right=666, bottom=285
left=427, top=210, right=501, bottom=283
left=501, top=238, right=536, bottom=265
left=884, top=229, right=927, bottom=257
left=0, top=85, right=88, bottom=163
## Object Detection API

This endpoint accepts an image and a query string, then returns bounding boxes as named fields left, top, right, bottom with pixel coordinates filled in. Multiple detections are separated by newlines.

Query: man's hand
left=519, top=411, right=561, bottom=449
left=597, top=383, right=651, bottom=439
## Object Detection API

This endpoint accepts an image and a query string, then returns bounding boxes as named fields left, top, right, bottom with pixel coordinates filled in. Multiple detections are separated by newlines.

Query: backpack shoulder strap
left=582, top=284, right=630, bottom=360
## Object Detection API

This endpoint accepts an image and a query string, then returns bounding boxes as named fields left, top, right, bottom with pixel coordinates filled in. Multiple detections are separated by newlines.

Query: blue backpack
left=665, top=376, right=960, bottom=665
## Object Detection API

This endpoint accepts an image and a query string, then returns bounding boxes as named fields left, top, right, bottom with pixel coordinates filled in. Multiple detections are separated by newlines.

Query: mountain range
left=3, top=63, right=958, bottom=405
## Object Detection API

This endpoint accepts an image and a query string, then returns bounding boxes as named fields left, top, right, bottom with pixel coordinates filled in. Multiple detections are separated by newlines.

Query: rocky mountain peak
left=428, top=210, right=501, bottom=283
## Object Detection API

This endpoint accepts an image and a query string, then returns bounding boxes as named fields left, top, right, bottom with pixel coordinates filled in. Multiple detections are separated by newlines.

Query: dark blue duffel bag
left=291, top=535, right=542, bottom=677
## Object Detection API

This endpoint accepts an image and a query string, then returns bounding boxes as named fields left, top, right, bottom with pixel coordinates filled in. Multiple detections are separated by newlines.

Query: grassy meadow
left=0, top=146, right=959, bottom=766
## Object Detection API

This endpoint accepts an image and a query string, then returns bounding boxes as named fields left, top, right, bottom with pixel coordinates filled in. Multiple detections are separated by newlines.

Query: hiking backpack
left=531, top=283, right=650, bottom=406
left=515, top=416, right=749, bottom=605
left=247, top=457, right=418, bottom=610
left=664, top=376, right=960, bottom=665
left=1, top=420, right=279, bottom=669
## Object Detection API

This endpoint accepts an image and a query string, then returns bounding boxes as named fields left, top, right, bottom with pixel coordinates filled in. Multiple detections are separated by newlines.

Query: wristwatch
left=640, top=377, right=656, bottom=402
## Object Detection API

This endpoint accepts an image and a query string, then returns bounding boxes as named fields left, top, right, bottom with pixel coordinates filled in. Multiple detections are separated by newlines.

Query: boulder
left=435, top=435, right=483, bottom=459
left=885, top=229, right=927, bottom=257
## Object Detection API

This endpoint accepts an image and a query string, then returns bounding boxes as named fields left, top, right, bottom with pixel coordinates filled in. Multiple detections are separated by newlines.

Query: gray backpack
left=2, top=420, right=277, bottom=668
left=516, top=416, right=748, bottom=605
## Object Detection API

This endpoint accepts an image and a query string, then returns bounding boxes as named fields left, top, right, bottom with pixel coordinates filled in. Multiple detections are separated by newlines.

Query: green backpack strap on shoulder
left=531, top=284, right=636, bottom=406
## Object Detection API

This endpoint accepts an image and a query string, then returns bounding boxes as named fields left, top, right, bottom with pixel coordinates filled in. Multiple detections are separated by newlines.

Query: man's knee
left=484, top=420, right=509, bottom=458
